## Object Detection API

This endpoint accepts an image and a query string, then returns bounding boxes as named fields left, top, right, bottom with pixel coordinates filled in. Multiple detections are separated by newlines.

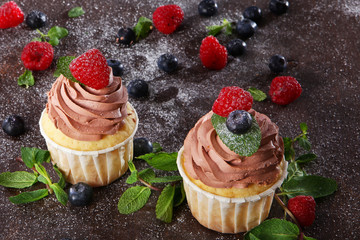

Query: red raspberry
left=287, top=195, right=316, bottom=227
left=212, top=86, right=253, bottom=117
left=199, top=36, right=227, bottom=70
left=153, top=5, right=184, bottom=34
left=269, top=76, right=302, bottom=105
left=0, top=1, right=24, bottom=29
left=21, top=41, right=54, bottom=71
left=69, top=49, right=110, bottom=90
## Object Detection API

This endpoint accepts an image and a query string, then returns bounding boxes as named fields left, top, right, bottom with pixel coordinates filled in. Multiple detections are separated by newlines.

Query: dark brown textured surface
left=0, top=0, right=359, bottom=239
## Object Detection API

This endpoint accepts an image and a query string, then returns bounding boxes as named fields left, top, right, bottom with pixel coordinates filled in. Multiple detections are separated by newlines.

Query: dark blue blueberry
left=236, top=18, right=257, bottom=40
left=198, top=0, right=218, bottom=17
left=269, top=0, right=289, bottom=15
left=68, top=182, right=93, bottom=206
left=226, top=110, right=252, bottom=134
left=226, top=39, right=247, bottom=57
left=157, top=54, right=178, bottom=73
left=269, top=54, right=287, bottom=73
left=243, top=6, right=262, bottom=23
left=2, top=115, right=25, bottom=136
left=117, top=27, right=136, bottom=45
left=127, top=79, right=149, bottom=98
left=25, top=10, right=47, bottom=29
left=107, top=59, right=124, bottom=76
left=133, top=138, right=153, bottom=158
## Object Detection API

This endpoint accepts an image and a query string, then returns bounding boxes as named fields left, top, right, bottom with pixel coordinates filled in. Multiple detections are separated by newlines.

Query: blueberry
left=107, top=59, right=124, bottom=76
left=226, top=39, right=247, bottom=57
left=68, top=182, right=93, bottom=206
left=157, top=54, right=178, bottom=73
left=117, top=27, right=136, bottom=45
left=127, top=79, right=149, bottom=98
left=269, top=0, right=289, bottom=15
left=198, top=0, right=218, bottom=17
left=133, top=138, right=153, bottom=158
left=243, top=6, right=262, bottom=23
left=269, top=54, right=287, bottom=73
left=236, top=18, right=257, bottom=40
left=226, top=110, right=252, bottom=134
left=25, top=10, right=47, bottom=29
left=2, top=115, right=25, bottom=136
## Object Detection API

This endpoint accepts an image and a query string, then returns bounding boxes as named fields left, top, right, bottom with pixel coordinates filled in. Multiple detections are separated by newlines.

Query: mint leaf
left=37, top=175, right=49, bottom=185
left=283, top=137, right=294, bottom=161
left=68, top=7, right=85, bottom=18
left=48, top=37, right=59, bottom=46
left=0, top=171, right=37, bottom=188
left=150, top=175, right=182, bottom=183
left=118, top=186, right=151, bottom=214
left=211, top=113, right=261, bottom=156
left=245, top=219, right=301, bottom=240
left=173, top=183, right=185, bottom=207
left=298, top=137, right=311, bottom=151
left=126, top=170, right=138, bottom=184
left=138, top=168, right=155, bottom=183
left=21, top=147, right=50, bottom=169
left=128, top=159, right=136, bottom=172
left=248, top=233, right=261, bottom=240
left=282, top=175, right=337, bottom=198
left=152, top=142, right=163, bottom=153
left=50, top=183, right=68, bottom=206
left=248, top=87, right=267, bottom=101
left=48, top=26, right=68, bottom=40
left=9, top=189, right=49, bottom=204
left=285, top=162, right=305, bottom=184
left=206, top=25, right=224, bottom=36
left=296, top=153, right=316, bottom=164
left=223, top=19, right=232, bottom=35
left=53, top=56, right=79, bottom=83
left=34, top=164, right=50, bottom=180
left=133, top=16, right=153, bottom=41
left=300, top=122, right=308, bottom=133
left=53, top=165, right=65, bottom=188
left=156, top=184, right=175, bottom=223
left=138, top=152, right=178, bottom=171
left=18, top=69, right=35, bottom=88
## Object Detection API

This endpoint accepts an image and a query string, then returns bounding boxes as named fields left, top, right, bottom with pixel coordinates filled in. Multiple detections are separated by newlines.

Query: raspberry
left=69, top=49, right=110, bottom=90
left=287, top=195, right=316, bottom=227
left=153, top=5, right=184, bottom=34
left=212, top=86, right=253, bottom=117
left=21, top=41, right=54, bottom=71
left=269, top=76, right=302, bottom=105
left=199, top=36, right=227, bottom=70
left=0, top=1, right=24, bottom=29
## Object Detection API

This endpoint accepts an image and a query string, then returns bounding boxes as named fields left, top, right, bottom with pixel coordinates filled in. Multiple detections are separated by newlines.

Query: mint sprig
left=17, top=69, right=35, bottom=88
left=68, top=7, right=85, bottom=18
left=133, top=17, right=153, bottom=41
left=35, top=26, right=68, bottom=46
left=53, top=56, right=80, bottom=83
left=206, top=19, right=232, bottom=36
left=137, top=152, right=178, bottom=171
left=248, top=87, right=267, bottom=101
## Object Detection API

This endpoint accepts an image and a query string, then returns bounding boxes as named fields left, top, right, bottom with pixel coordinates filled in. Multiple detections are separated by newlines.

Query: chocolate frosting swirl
left=183, top=109, right=284, bottom=189
left=46, top=70, right=128, bottom=141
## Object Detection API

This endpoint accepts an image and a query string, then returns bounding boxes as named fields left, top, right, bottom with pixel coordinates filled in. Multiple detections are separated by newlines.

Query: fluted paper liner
left=39, top=104, right=138, bottom=187
left=177, top=147, right=288, bottom=233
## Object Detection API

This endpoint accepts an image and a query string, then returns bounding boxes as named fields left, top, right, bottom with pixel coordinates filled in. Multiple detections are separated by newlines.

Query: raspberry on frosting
left=153, top=5, right=184, bottom=34
left=0, top=1, right=24, bottom=29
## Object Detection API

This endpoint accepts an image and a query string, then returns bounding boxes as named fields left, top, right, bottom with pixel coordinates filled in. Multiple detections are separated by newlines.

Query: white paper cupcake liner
left=39, top=103, right=138, bottom=187
left=177, top=146, right=288, bottom=233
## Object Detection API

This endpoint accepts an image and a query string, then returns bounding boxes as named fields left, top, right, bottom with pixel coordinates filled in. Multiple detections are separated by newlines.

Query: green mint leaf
left=298, top=137, right=311, bottom=151
left=150, top=175, right=182, bottom=184
left=223, top=19, right=232, bottom=35
left=156, top=184, right=175, bottom=223
left=50, top=183, right=68, bottom=206
left=283, top=137, right=294, bottom=161
left=211, top=113, right=261, bottom=156
left=21, top=147, right=50, bottom=169
left=138, top=168, right=156, bottom=183
left=48, top=26, right=68, bottom=40
left=118, top=186, right=151, bottom=214
left=206, top=25, right=224, bottom=36
left=37, top=175, right=49, bottom=185
left=53, top=56, right=79, bottom=83
left=128, top=159, right=136, bottom=172
left=9, top=189, right=49, bottom=204
left=126, top=170, right=138, bottom=184
left=138, top=152, right=178, bottom=171
left=68, top=7, right=85, bottom=18
left=248, top=233, right=261, bottom=240
left=133, top=16, right=153, bottom=41
left=248, top=87, right=267, bottom=101
left=48, top=36, right=59, bottom=46
left=0, top=171, right=37, bottom=188
left=296, top=153, right=317, bottom=164
left=18, top=69, right=35, bottom=88
left=285, top=162, right=305, bottom=184
left=31, top=37, right=42, bottom=42
left=282, top=175, right=337, bottom=198
left=53, top=165, right=66, bottom=188
left=300, top=122, right=308, bottom=133
left=173, top=183, right=185, bottom=207
left=152, top=142, right=163, bottom=153
left=34, top=164, right=50, bottom=180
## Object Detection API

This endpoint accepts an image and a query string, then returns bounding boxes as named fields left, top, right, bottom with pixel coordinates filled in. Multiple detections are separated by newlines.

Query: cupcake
left=177, top=87, right=287, bottom=233
left=39, top=49, right=138, bottom=187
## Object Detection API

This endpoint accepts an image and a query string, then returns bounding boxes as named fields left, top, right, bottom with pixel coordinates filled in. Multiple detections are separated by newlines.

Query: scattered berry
left=212, top=87, right=253, bottom=117
left=25, top=10, right=47, bottom=29
left=21, top=41, right=54, bottom=71
left=107, top=59, right=124, bottom=76
left=243, top=6, right=262, bottom=23
left=117, top=27, right=136, bottom=45
left=68, top=182, right=93, bottom=207
left=269, top=76, right=302, bottom=105
left=127, top=79, right=149, bottom=98
left=157, top=53, right=178, bottom=73
left=0, top=1, right=24, bottom=29
left=198, top=0, right=218, bottom=17
left=2, top=115, right=25, bottom=136
left=236, top=18, right=257, bottom=39
left=226, top=39, right=246, bottom=57
left=226, top=110, right=252, bottom=134
left=153, top=5, right=184, bottom=34
left=69, top=49, right=110, bottom=89
left=199, top=36, right=228, bottom=70
left=287, top=195, right=316, bottom=227
left=269, top=54, right=287, bottom=73
left=133, top=138, right=153, bottom=158
left=269, top=0, right=289, bottom=15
